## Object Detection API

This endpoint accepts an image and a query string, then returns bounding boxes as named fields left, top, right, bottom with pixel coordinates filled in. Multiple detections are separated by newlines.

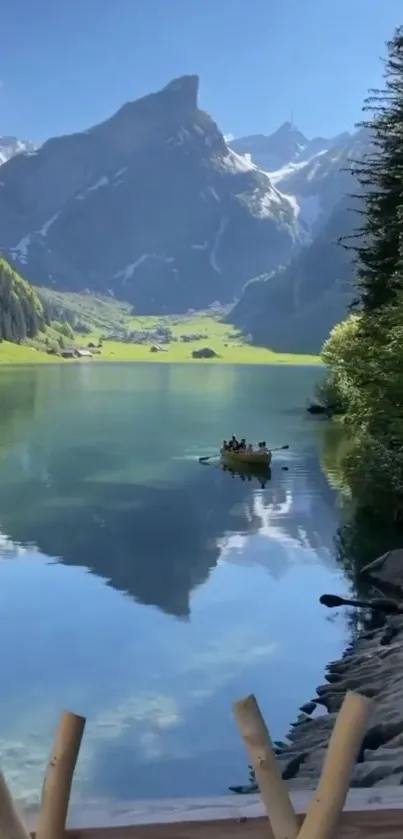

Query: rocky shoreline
left=280, top=549, right=403, bottom=789
left=232, top=550, right=403, bottom=793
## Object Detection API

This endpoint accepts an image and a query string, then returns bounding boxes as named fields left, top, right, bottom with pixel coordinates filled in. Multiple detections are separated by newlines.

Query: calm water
left=0, top=363, right=350, bottom=804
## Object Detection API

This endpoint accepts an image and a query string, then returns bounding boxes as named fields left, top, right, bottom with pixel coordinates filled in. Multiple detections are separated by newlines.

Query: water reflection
left=0, top=449, right=344, bottom=609
left=0, top=363, right=350, bottom=803
left=0, top=466, right=261, bottom=617
left=317, top=420, right=403, bottom=637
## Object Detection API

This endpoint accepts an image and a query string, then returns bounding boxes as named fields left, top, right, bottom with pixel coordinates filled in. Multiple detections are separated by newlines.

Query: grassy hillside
left=95, top=313, right=320, bottom=364
left=37, top=287, right=133, bottom=335
left=0, top=288, right=321, bottom=365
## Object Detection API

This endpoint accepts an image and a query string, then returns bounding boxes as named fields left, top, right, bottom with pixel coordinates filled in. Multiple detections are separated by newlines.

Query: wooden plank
left=18, top=788, right=403, bottom=832
left=57, top=810, right=403, bottom=839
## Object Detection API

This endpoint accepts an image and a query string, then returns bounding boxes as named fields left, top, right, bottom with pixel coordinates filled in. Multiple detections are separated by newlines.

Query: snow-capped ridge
left=0, top=136, right=37, bottom=166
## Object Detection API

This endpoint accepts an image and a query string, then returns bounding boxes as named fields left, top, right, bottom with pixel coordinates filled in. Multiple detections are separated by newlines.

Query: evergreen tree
left=347, top=26, right=403, bottom=312
left=320, top=25, right=403, bottom=520
left=0, top=256, right=44, bottom=342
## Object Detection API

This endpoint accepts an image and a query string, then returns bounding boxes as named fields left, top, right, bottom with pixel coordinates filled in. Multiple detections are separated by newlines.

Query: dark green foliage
left=321, top=26, right=403, bottom=520
left=345, top=26, right=403, bottom=312
left=0, top=256, right=44, bottom=342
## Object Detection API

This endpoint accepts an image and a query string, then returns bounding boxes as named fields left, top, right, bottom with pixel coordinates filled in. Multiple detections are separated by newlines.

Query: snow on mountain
left=230, top=125, right=362, bottom=233
left=0, top=136, right=37, bottom=166
left=0, top=77, right=303, bottom=313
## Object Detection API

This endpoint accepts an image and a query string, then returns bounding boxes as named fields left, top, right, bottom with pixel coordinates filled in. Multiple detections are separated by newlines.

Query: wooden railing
left=0, top=692, right=374, bottom=839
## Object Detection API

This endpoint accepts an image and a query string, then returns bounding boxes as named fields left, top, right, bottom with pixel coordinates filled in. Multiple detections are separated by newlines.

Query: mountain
left=230, top=122, right=336, bottom=172
left=231, top=125, right=367, bottom=232
left=0, top=77, right=302, bottom=314
left=228, top=126, right=370, bottom=353
left=229, top=195, right=356, bottom=353
left=0, top=136, right=36, bottom=166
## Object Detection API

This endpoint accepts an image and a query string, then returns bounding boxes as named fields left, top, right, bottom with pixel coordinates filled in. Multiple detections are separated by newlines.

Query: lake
left=0, top=362, right=351, bottom=805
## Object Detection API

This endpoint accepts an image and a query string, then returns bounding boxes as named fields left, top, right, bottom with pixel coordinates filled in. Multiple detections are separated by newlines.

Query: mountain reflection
left=0, top=444, right=343, bottom=610
left=0, top=456, right=262, bottom=617
left=0, top=363, right=339, bottom=618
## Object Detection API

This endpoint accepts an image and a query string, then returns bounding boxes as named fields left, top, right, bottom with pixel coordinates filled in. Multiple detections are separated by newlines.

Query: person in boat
left=230, top=435, right=239, bottom=450
left=239, top=438, right=247, bottom=450
left=259, top=441, right=268, bottom=453
left=247, top=443, right=253, bottom=452
left=222, top=439, right=228, bottom=451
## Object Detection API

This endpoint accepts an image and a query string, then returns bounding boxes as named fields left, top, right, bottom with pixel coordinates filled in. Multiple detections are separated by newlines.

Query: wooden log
left=232, top=694, right=298, bottom=839
left=36, top=710, right=86, bottom=839
left=297, top=691, right=372, bottom=839
left=0, top=771, right=30, bottom=839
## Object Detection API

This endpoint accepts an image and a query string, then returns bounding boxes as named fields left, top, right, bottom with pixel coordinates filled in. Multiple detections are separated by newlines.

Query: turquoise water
left=0, top=363, right=349, bottom=803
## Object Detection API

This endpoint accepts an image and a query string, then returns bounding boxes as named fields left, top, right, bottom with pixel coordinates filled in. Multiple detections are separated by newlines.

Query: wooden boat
left=220, top=447, right=272, bottom=467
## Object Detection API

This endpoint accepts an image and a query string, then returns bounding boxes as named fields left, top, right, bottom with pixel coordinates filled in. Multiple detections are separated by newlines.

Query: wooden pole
left=0, top=771, right=30, bottom=839
left=233, top=694, right=298, bottom=839
left=297, top=692, right=372, bottom=839
left=36, top=710, right=86, bottom=839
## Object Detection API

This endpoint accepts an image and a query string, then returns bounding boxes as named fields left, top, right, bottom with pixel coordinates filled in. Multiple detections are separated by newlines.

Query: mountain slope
left=0, top=77, right=301, bottom=314
left=231, top=122, right=342, bottom=170
left=229, top=195, right=356, bottom=353
left=231, top=126, right=367, bottom=233
left=0, top=136, right=36, bottom=166
left=267, top=129, right=368, bottom=230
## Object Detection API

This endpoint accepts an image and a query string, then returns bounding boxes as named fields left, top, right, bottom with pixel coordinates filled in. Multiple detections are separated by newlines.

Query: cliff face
left=229, top=195, right=356, bottom=353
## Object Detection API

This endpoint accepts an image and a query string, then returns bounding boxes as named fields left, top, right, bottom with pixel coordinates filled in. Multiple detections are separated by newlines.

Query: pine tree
left=346, top=26, right=403, bottom=312
left=0, top=257, right=44, bottom=343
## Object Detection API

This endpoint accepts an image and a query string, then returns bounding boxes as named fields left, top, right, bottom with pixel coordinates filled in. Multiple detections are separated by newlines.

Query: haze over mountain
left=231, top=124, right=343, bottom=175
left=0, top=136, right=36, bottom=166
left=228, top=125, right=369, bottom=352
left=0, top=75, right=368, bottom=351
left=0, top=76, right=303, bottom=315
left=231, top=124, right=367, bottom=231
left=230, top=194, right=356, bottom=353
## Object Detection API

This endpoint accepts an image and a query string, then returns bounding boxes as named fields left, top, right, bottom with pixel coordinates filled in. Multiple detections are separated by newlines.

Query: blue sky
left=1, top=0, right=402, bottom=144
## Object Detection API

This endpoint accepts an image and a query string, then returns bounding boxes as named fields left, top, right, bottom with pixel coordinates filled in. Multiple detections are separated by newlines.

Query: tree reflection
left=318, top=419, right=403, bottom=634
left=0, top=373, right=37, bottom=453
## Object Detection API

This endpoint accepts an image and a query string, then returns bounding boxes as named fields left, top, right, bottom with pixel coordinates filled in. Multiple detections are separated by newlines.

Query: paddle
left=198, top=444, right=289, bottom=464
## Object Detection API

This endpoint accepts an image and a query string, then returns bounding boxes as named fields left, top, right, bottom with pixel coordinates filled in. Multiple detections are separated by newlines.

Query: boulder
left=361, top=549, right=403, bottom=593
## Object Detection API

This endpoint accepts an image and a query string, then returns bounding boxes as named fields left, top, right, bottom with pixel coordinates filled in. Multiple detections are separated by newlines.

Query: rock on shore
left=276, top=550, right=403, bottom=789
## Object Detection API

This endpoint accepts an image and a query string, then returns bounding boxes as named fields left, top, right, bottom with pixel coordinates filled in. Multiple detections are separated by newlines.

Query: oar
left=199, top=444, right=289, bottom=464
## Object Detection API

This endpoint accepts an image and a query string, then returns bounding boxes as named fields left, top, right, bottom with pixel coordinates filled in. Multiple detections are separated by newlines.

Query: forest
left=319, top=25, right=403, bottom=522
left=0, top=256, right=44, bottom=342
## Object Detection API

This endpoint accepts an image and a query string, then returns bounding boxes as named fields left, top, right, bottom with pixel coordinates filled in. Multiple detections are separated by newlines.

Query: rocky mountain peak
left=274, top=121, right=308, bottom=143
left=0, top=75, right=300, bottom=315
left=160, top=75, right=199, bottom=108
